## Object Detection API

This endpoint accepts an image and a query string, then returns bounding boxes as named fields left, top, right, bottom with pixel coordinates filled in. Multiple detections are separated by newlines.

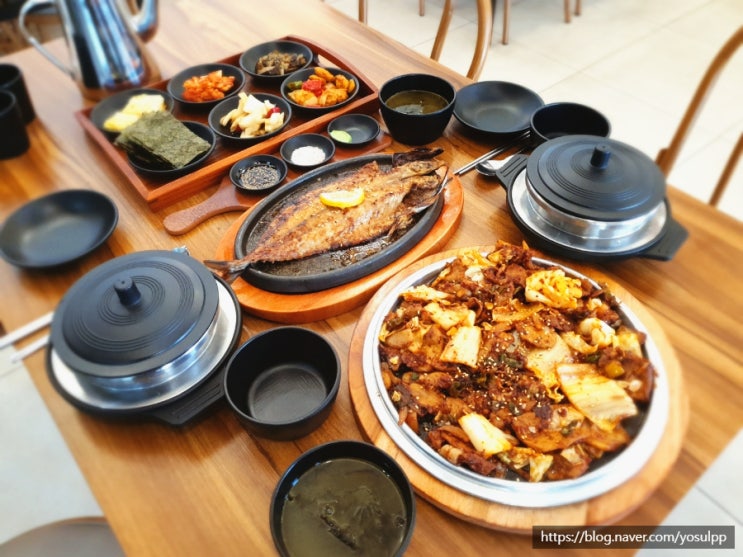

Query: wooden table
left=1, top=1, right=741, bottom=555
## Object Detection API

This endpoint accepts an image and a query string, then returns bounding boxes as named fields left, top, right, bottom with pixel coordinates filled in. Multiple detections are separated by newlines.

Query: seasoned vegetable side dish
left=378, top=242, right=655, bottom=482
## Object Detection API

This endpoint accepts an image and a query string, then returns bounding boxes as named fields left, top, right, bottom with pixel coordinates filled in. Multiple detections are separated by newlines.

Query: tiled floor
left=1, top=0, right=741, bottom=549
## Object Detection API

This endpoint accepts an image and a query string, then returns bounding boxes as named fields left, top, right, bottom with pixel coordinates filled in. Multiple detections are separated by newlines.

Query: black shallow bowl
left=279, top=133, right=335, bottom=170
left=271, top=440, right=416, bottom=557
left=530, top=101, right=611, bottom=145
left=239, top=40, right=314, bottom=83
left=0, top=189, right=118, bottom=269
left=281, top=67, right=360, bottom=115
left=208, top=93, right=292, bottom=146
left=229, top=154, right=288, bottom=193
left=379, top=73, right=456, bottom=145
left=327, top=113, right=381, bottom=147
left=223, top=327, right=340, bottom=441
left=89, top=88, right=174, bottom=139
left=454, top=80, right=544, bottom=136
left=166, top=62, right=245, bottom=111
left=126, top=121, right=216, bottom=179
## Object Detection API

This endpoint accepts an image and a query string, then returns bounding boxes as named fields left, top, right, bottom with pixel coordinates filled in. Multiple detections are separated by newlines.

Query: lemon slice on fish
left=320, top=188, right=365, bottom=208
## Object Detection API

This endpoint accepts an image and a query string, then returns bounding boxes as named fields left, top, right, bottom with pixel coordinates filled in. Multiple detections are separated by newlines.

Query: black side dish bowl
left=223, top=327, right=340, bottom=441
left=270, top=440, right=416, bottom=557
left=240, top=40, right=314, bottom=82
left=230, top=154, right=288, bottom=193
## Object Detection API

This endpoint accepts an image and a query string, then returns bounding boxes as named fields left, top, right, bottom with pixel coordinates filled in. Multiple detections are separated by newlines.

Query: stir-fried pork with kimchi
left=377, top=242, right=655, bottom=482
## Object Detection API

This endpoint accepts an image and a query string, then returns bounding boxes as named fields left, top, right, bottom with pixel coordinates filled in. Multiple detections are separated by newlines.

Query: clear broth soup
left=386, top=90, right=448, bottom=115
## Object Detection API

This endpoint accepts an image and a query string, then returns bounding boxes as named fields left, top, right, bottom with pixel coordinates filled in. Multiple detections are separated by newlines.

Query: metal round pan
left=233, top=154, right=444, bottom=294
left=454, top=81, right=544, bottom=136
left=0, top=189, right=118, bottom=269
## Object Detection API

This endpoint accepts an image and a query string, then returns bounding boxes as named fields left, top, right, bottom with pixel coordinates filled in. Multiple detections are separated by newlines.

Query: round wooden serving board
left=348, top=246, right=689, bottom=532
left=213, top=176, right=463, bottom=323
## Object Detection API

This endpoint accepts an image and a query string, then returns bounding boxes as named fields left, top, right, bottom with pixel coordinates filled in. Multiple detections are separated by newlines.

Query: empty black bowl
left=229, top=154, right=288, bottom=193
left=327, top=113, right=381, bottom=147
left=379, top=73, right=456, bottom=145
left=279, top=133, right=335, bottom=170
left=271, top=440, right=416, bottom=557
left=166, top=62, right=245, bottom=111
left=224, top=327, right=340, bottom=440
left=530, top=102, right=611, bottom=145
left=240, top=40, right=314, bottom=83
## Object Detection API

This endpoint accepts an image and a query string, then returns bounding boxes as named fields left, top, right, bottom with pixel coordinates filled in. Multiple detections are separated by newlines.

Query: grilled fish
left=204, top=155, right=449, bottom=283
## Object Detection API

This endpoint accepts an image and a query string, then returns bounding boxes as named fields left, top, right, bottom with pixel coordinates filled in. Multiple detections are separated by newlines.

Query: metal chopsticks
left=0, top=311, right=53, bottom=349
left=453, top=130, right=530, bottom=177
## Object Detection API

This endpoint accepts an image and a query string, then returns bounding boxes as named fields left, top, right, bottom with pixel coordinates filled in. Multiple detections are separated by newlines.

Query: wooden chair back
left=655, top=26, right=743, bottom=207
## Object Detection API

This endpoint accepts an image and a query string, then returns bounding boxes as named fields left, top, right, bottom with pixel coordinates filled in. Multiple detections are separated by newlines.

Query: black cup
left=0, top=63, right=35, bottom=124
left=0, top=90, right=30, bottom=159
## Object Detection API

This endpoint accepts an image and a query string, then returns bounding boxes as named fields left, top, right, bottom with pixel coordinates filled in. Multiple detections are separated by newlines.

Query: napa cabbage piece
left=525, top=269, right=583, bottom=309
left=556, top=363, right=638, bottom=431
left=440, top=325, right=481, bottom=367
left=425, top=301, right=475, bottom=330
left=525, top=334, right=573, bottom=401
left=459, top=413, right=512, bottom=457
left=400, top=284, right=451, bottom=303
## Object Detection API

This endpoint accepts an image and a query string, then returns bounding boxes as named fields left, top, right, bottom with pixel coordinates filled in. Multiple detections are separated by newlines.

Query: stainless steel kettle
left=18, top=0, right=160, bottom=100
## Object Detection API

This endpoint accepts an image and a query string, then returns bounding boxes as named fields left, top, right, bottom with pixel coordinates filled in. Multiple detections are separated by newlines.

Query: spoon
left=476, top=148, right=527, bottom=177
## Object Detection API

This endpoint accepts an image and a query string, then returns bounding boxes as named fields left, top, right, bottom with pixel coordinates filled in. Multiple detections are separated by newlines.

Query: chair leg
left=564, top=0, right=571, bottom=23
left=430, top=0, right=454, bottom=62
left=419, top=0, right=425, bottom=17
left=709, top=133, right=743, bottom=207
left=502, top=0, right=510, bottom=45
left=358, top=0, right=367, bottom=23
left=575, top=0, right=582, bottom=16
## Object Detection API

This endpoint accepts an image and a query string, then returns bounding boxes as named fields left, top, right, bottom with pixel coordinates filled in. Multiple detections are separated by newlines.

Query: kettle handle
left=18, top=0, right=74, bottom=78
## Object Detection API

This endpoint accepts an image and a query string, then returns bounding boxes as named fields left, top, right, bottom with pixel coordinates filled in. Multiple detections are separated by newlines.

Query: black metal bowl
left=89, top=88, right=174, bottom=140
left=223, top=327, right=340, bottom=441
left=270, top=440, right=416, bottom=557
left=281, top=67, right=359, bottom=115
left=126, top=121, right=216, bottom=179
left=327, top=113, right=381, bottom=147
left=239, top=40, right=314, bottom=83
left=229, top=154, right=288, bottom=193
left=454, top=80, right=544, bottom=137
left=166, top=62, right=245, bottom=111
left=279, top=133, right=335, bottom=170
left=0, top=190, right=118, bottom=269
left=208, top=93, right=292, bottom=146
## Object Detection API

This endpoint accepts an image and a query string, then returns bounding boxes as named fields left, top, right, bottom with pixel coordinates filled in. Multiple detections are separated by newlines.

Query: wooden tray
left=348, top=247, right=689, bottom=532
left=213, top=177, right=464, bottom=323
left=76, top=35, right=383, bottom=211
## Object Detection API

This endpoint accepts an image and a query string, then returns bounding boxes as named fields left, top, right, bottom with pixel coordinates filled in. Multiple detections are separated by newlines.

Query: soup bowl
left=379, top=73, right=455, bottom=145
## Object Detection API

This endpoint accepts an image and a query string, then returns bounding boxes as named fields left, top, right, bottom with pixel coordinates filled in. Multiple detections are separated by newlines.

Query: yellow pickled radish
left=319, top=188, right=365, bottom=208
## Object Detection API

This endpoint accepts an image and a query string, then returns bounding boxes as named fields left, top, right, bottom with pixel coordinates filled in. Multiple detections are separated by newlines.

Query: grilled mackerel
left=204, top=152, right=449, bottom=283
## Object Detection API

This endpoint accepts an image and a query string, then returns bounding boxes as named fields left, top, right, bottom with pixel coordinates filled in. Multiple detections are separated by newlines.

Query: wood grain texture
left=0, top=1, right=741, bottom=556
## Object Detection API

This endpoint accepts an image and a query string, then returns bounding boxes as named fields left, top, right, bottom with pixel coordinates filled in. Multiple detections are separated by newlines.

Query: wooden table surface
left=1, top=1, right=741, bottom=555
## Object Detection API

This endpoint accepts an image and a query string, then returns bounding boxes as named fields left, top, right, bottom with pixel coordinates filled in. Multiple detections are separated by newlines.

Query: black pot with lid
left=495, top=134, right=688, bottom=261
left=46, top=249, right=242, bottom=425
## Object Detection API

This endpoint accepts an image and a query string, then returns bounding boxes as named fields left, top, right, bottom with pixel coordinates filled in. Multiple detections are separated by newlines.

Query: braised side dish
left=255, top=50, right=308, bottom=76
left=378, top=242, right=655, bottom=482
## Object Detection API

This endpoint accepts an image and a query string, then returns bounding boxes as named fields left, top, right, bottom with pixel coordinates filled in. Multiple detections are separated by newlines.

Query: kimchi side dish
left=377, top=242, right=655, bottom=482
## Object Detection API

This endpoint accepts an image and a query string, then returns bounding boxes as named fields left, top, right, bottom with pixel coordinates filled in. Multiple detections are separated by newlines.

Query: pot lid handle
left=114, top=276, right=141, bottom=307
left=590, top=145, right=611, bottom=169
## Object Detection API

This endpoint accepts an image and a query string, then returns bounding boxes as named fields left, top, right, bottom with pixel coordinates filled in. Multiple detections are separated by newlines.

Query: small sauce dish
left=280, top=133, right=335, bottom=170
left=327, top=113, right=381, bottom=147
left=229, top=154, right=288, bottom=193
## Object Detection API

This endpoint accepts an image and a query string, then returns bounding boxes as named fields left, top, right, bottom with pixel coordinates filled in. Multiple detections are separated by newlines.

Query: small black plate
left=454, top=81, right=544, bottom=136
left=233, top=154, right=444, bottom=294
left=327, top=113, right=381, bottom=147
left=166, top=62, right=246, bottom=111
left=0, top=189, right=118, bottom=269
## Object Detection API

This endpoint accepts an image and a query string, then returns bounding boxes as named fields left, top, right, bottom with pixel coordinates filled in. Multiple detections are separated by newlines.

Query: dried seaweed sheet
left=115, top=112, right=211, bottom=168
